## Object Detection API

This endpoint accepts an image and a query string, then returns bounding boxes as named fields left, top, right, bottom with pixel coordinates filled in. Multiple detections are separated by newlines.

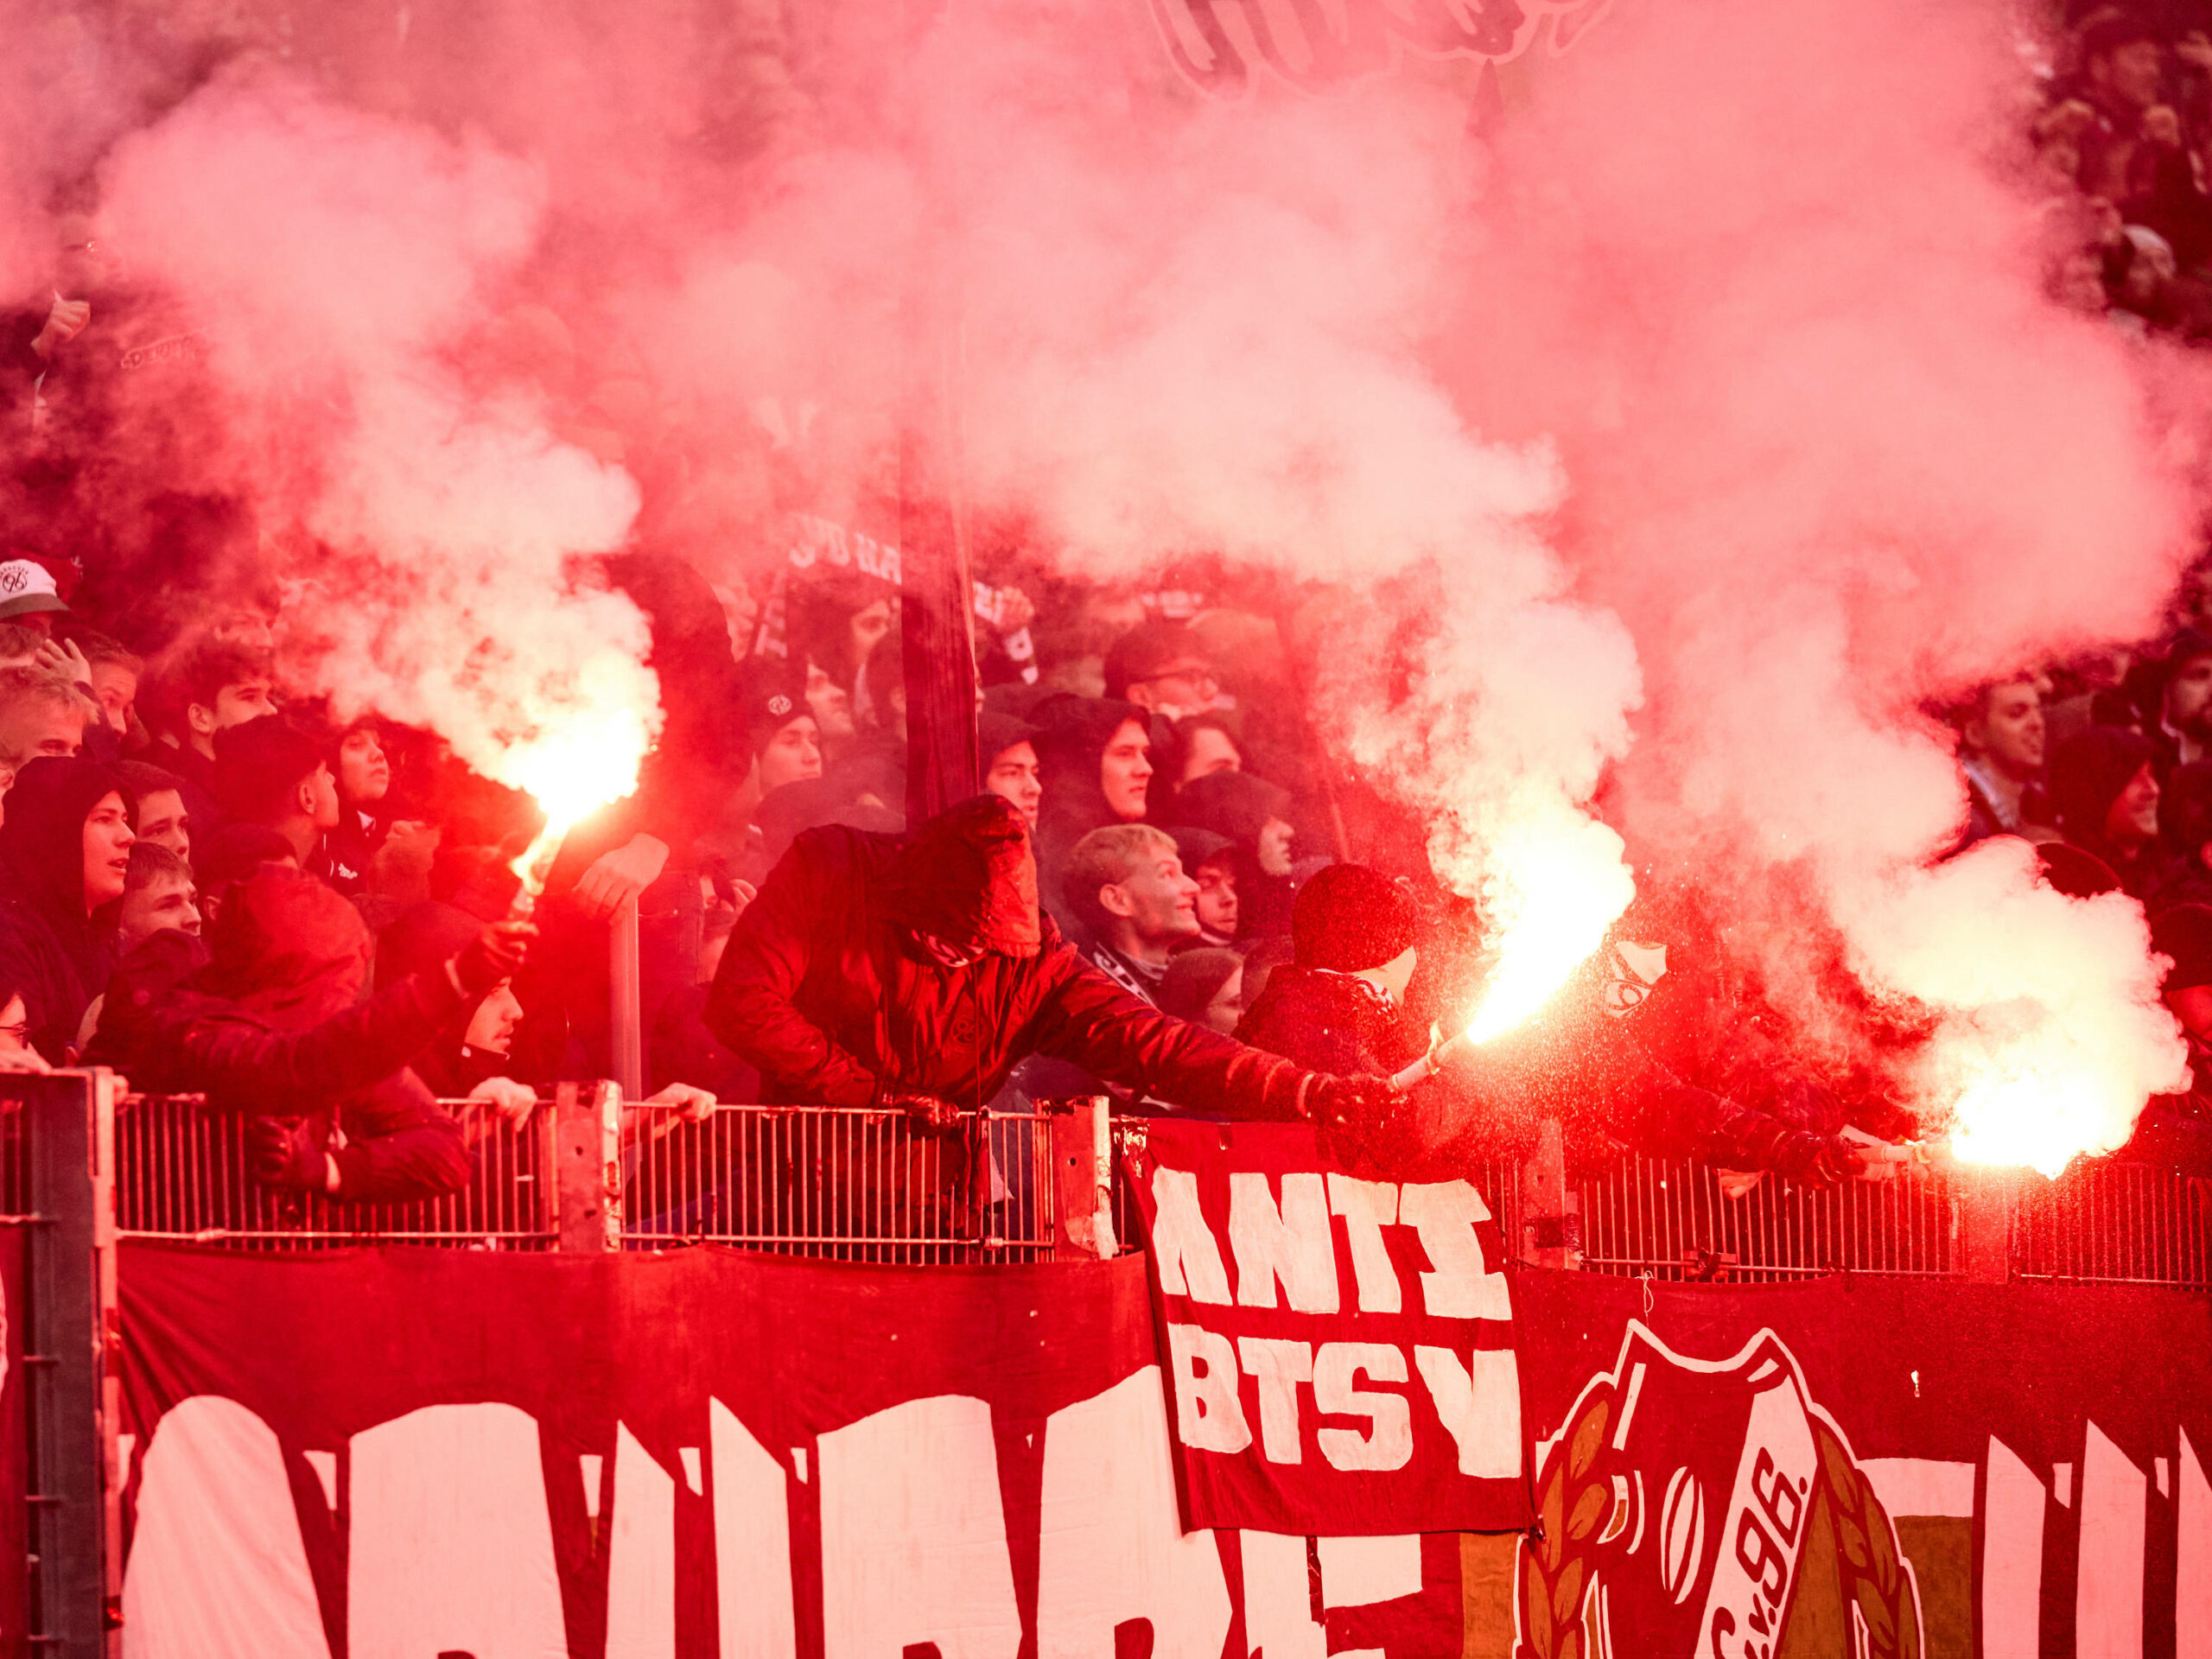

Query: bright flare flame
left=504, top=702, right=656, bottom=900
left=1847, top=840, right=2188, bottom=1179
left=1463, top=812, right=1636, bottom=1044
left=1940, top=1032, right=2169, bottom=1178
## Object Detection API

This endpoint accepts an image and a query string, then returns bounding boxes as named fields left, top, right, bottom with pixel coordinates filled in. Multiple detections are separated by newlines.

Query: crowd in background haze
left=0, top=0, right=2204, bottom=1216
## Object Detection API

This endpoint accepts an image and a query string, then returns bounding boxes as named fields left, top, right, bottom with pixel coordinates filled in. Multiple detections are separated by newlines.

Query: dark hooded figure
left=2051, top=727, right=2171, bottom=898
left=704, top=793, right=1387, bottom=1134
left=1172, top=768, right=1299, bottom=941
left=1237, top=864, right=1428, bottom=1079
left=1031, top=695, right=1155, bottom=924
left=0, top=755, right=136, bottom=1061
left=89, top=867, right=531, bottom=1202
left=374, top=899, right=524, bottom=1100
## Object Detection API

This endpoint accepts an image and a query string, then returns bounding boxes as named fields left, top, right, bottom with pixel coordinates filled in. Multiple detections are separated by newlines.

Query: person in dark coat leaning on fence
left=703, top=793, right=1393, bottom=1132
left=89, top=866, right=533, bottom=1202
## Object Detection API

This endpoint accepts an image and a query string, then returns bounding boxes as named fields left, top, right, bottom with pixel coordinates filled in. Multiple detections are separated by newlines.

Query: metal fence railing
left=113, top=1093, right=562, bottom=1249
left=1573, top=1156, right=1962, bottom=1282
left=18, top=1082, right=2205, bottom=1290
left=624, top=1103, right=1057, bottom=1263
left=2011, top=1158, right=2212, bottom=1288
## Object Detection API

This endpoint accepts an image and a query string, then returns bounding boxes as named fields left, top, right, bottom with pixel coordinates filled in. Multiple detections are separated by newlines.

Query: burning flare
left=505, top=702, right=658, bottom=902
left=1465, top=810, right=1637, bottom=1044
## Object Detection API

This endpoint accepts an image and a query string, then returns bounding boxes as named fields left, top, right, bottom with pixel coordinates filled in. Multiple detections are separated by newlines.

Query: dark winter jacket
left=0, top=757, right=135, bottom=1062
left=89, top=868, right=469, bottom=1202
left=703, top=795, right=1322, bottom=1118
left=323, top=807, right=388, bottom=898
left=1238, top=964, right=1424, bottom=1078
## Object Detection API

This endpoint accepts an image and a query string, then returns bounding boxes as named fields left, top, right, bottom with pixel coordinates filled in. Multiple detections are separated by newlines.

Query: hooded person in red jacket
left=705, top=793, right=1389, bottom=1131
left=90, top=866, right=532, bottom=1203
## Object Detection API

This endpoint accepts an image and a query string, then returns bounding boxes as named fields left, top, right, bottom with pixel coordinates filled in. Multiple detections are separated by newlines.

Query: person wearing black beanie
left=1236, top=863, right=1427, bottom=1081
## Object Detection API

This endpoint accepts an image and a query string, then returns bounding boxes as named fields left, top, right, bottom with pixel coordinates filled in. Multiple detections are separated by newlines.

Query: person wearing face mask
left=0, top=755, right=134, bottom=1061
left=1236, top=868, right=1433, bottom=1166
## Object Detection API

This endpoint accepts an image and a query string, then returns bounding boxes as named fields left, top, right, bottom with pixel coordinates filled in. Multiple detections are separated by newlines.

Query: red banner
left=1503, top=1268, right=2212, bottom=1659
left=114, top=1242, right=1465, bottom=1659
left=1121, top=1120, right=1529, bottom=1536
left=106, top=1223, right=2212, bottom=1656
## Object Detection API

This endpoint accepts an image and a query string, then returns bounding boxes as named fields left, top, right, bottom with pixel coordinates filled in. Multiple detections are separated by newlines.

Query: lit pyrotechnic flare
left=1392, top=810, right=1635, bottom=1090
left=1837, top=842, right=2188, bottom=1179
left=504, top=702, right=658, bottom=908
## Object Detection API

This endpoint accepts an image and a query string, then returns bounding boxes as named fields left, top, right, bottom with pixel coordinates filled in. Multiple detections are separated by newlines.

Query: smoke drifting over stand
left=1, top=0, right=2199, bottom=1161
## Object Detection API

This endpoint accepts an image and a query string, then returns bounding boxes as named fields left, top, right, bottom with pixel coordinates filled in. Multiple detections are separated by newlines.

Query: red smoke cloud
left=0, top=0, right=2198, bottom=1160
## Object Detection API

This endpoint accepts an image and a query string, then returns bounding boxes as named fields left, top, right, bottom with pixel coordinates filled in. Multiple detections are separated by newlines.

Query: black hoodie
left=0, top=756, right=134, bottom=1061
left=1031, top=695, right=1152, bottom=929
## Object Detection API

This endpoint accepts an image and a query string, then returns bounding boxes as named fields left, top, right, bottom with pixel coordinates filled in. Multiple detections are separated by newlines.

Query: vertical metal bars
left=108, top=1095, right=560, bottom=1249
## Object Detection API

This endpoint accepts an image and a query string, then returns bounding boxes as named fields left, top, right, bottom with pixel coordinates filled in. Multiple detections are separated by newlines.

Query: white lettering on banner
left=1981, top=1437, right=2045, bottom=1659
left=1413, top=1345, right=1522, bottom=1478
left=1152, top=1168, right=1232, bottom=1303
left=1396, top=1182, right=1510, bottom=1319
left=1325, top=1174, right=1402, bottom=1313
left=1239, top=1533, right=1328, bottom=1659
left=1313, top=1344, right=1414, bottom=1472
left=817, top=1395, right=1023, bottom=1659
left=2078, top=1422, right=2146, bottom=1659
left=711, top=1399, right=798, bottom=1659
left=608, top=1424, right=677, bottom=1659
left=2183, top=1432, right=2212, bottom=1659
left=348, top=1402, right=570, bottom=1659
left=1316, top=1535, right=1423, bottom=1607
left=788, top=514, right=901, bottom=586
left=1036, top=1370, right=1232, bottom=1659
left=120, top=1396, right=331, bottom=1659
left=1697, top=1382, right=1818, bottom=1659
left=1230, top=1173, right=1341, bottom=1313
left=1168, top=1324, right=1253, bottom=1452
left=1236, top=1337, right=1315, bottom=1464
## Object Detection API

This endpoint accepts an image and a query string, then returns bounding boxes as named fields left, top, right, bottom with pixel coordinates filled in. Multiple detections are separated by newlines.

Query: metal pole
left=608, top=894, right=643, bottom=1103
left=1522, top=1116, right=1580, bottom=1270
left=1050, top=1098, right=1117, bottom=1261
left=554, top=1081, right=625, bottom=1253
left=20, top=1069, right=116, bottom=1656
